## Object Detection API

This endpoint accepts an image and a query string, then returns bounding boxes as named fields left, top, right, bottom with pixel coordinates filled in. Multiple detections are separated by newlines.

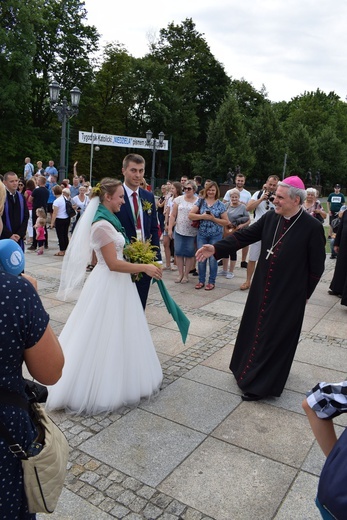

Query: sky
left=83, top=0, right=347, bottom=103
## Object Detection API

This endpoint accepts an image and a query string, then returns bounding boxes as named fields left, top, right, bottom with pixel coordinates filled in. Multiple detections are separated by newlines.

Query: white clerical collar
left=283, top=208, right=301, bottom=220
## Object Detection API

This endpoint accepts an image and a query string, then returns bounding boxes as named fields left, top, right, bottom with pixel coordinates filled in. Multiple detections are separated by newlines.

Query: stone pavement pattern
left=23, top=231, right=347, bottom=520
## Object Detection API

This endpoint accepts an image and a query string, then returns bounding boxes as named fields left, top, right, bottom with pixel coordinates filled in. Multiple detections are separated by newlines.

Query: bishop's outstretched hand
left=196, top=244, right=215, bottom=262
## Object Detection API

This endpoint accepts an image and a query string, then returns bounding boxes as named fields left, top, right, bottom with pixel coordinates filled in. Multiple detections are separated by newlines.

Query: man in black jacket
left=1, top=171, right=29, bottom=251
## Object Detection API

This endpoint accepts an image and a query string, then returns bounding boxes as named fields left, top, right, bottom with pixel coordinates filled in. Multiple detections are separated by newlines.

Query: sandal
left=175, top=275, right=183, bottom=283
left=54, top=252, right=65, bottom=256
left=195, top=282, right=205, bottom=289
left=181, top=276, right=189, bottom=284
left=86, top=264, right=95, bottom=272
left=240, top=282, right=251, bottom=291
left=205, top=283, right=215, bottom=291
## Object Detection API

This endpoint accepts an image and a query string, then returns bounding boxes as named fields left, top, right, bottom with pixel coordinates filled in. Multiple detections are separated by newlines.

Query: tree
left=0, top=0, right=99, bottom=173
left=286, top=123, right=318, bottom=177
left=250, top=102, right=285, bottom=180
left=202, top=93, right=255, bottom=182
left=0, top=1, right=37, bottom=170
left=316, top=127, right=347, bottom=187
left=147, top=18, right=230, bottom=177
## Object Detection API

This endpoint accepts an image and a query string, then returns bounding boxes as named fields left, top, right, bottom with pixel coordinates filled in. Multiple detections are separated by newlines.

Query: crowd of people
left=0, top=158, right=92, bottom=258
left=1, top=154, right=347, bottom=518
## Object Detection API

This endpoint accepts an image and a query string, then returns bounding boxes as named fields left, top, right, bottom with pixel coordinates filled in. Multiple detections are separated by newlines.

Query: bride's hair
left=91, top=178, right=122, bottom=202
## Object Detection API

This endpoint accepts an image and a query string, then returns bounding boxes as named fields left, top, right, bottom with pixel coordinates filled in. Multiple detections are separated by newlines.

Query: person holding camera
left=239, top=175, right=279, bottom=290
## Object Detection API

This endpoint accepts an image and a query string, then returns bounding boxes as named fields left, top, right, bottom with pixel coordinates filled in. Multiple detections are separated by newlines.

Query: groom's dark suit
left=118, top=186, right=161, bottom=309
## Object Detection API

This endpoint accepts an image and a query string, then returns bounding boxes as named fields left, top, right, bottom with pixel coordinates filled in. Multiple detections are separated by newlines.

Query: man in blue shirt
left=44, top=160, right=58, bottom=180
left=24, top=157, right=34, bottom=180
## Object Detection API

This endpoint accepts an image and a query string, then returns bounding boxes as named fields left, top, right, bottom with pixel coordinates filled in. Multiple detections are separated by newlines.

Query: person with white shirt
left=239, top=175, right=279, bottom=290
left=117, top=153, right=161, bottom=309
left=223, top=173, right=252, bottom=268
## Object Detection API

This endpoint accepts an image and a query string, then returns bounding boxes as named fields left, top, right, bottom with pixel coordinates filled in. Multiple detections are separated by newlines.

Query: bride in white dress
left=46, top=178, right=163, bottom=415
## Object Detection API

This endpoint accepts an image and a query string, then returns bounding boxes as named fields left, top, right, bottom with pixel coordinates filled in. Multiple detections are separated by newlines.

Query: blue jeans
left=197, top=232, right=222, bottom=285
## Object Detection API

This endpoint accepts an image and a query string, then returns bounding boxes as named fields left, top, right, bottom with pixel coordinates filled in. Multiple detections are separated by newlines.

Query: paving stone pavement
left=23, top=230, right=347, bottom=520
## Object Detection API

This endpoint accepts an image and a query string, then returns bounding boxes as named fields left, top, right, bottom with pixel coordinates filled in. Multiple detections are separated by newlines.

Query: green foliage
left=316, top=127, right=347, bottom=185
left=2, top=11, right=347, bottom=190
left=147, top=18, right=231, bottom=177
left=250, top=102, right=285, bottom=180
left=0, top=0, right=98, bottom=173
left=201, top=93, right=255, bottom=181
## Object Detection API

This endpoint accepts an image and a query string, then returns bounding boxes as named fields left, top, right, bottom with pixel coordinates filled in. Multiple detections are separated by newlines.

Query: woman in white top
left=168, top=180, right=198, bottom=283
left=50, top=185, right=70, bottom=256
left=163, top=182, right=182, bottom=269
left=72, top=185, right=89, bottom=233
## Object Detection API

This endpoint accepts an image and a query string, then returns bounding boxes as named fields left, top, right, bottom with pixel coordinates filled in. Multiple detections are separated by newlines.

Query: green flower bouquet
left=124, top=239, right=160, bottom=282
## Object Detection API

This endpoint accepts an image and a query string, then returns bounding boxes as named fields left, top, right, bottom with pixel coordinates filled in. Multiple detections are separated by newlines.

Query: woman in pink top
left=24, top=178, right=36, bottom=244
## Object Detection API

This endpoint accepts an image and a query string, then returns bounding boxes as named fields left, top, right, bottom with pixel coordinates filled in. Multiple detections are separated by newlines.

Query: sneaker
left=37, top=250, right=43, bottom=255
left=27, top=245, right=36, bottom=251
left=217, top=270, right=227, bottom=276
left=226, top=272, right=235, bottom=279
left=240, top=261, right=248, bottom=268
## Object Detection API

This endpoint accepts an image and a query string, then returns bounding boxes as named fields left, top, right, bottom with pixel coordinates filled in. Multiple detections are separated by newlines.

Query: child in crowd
left=36, top=207, right=48, bottom=249
left=34, top=215, right=46, bottom=255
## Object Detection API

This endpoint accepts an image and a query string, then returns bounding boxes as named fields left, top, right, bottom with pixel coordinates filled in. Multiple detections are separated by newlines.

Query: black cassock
left=214, top=210, right=326, bottom=397
left=329, top=210, right=347, bottom=306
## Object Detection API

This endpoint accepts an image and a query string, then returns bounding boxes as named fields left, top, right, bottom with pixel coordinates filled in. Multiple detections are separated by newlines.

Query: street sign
left=79, top=131, right=169, bottom=151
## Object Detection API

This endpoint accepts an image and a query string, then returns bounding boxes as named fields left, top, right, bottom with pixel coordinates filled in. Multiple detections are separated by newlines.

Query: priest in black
left=329, top=209, right=347, bottom=305
left=196, top=177, right=326, bottom=401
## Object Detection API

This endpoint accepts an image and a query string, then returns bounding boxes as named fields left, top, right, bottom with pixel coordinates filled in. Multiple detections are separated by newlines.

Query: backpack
left=64, top=197, right=76, bottom=218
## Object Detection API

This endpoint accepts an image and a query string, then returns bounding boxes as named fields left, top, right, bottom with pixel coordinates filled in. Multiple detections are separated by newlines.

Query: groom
left=118, top=153, right=161, bottom=309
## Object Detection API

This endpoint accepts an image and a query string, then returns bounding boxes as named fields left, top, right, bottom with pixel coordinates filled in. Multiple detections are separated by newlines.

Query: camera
left=205, top=210, right=211, bottom=214
left=265, top=191, right=275, bottom=203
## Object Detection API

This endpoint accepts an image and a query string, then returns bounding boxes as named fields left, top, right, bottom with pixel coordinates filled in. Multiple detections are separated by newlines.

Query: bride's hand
left=143, top=264, right=163, bottom=280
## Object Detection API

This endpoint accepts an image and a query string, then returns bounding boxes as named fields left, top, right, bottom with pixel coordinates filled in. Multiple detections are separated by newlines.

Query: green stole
left=92, top=204, right=130, bottom=245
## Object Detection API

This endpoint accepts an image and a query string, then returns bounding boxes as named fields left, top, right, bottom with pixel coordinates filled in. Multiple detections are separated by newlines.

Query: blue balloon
left=0, top=239, right=25, bottom=275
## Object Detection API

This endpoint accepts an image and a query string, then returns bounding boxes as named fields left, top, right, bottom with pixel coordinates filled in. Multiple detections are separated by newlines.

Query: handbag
left=64, top=197, right=77, bottom=218
left=0, top=383, right=69, bottom=513
left=331, top=217, right=341, bottom=232
left=191, top=198, right=202, bottom=228
left=316, top=427, right=347, bottom=519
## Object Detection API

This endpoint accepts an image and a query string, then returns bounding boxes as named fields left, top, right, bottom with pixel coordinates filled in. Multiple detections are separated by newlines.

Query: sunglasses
left=184, top=187, right=193, bottom=191
left=18, top=183, right=24, bottom=186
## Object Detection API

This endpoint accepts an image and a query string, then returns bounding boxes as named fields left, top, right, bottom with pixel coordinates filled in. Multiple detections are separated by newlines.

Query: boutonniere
left=141, top=199, right=152, bottom=215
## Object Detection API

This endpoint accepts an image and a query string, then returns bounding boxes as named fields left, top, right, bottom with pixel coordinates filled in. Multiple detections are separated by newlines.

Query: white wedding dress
left=46, top=220, right=163, bottom=415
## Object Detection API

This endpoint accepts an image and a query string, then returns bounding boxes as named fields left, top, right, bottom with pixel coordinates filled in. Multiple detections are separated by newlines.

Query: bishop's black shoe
left=241, top=393, right=263, bottom=402
left=328, top=290, right=342, bottom=297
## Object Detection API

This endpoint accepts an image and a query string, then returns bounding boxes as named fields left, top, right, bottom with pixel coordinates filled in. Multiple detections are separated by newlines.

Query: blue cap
left=0, top=239, right=25, bottom=275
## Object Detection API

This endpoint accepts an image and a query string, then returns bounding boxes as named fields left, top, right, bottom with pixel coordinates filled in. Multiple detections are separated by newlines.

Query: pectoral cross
left=266, top=248, right=274, bottom=260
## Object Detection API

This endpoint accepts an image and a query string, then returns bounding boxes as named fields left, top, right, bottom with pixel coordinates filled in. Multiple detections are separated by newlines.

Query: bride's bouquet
left=124, top=239, right=160, bottom=282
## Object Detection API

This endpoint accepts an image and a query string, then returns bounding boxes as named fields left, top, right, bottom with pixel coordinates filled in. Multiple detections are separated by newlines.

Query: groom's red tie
left=132, top=192, right=141, bottom=229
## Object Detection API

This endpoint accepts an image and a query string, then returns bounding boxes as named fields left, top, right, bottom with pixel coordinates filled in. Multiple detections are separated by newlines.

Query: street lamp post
left=49, top=80, right=81, bottom=181
left=145, top=130, right=165, bottom=192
